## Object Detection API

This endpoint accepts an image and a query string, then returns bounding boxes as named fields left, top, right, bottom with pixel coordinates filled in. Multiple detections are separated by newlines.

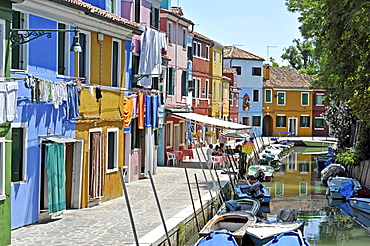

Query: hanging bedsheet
left=0, top=82, right=19, bottom=124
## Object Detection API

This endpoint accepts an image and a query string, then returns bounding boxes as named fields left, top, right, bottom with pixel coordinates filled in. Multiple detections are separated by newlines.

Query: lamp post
left=10, top=29, right=82, bottom=52
left=266, top=45, right=277, bottom=64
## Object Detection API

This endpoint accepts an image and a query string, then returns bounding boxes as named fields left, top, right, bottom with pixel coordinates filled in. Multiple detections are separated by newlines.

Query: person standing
left=207, top=144, right=214, bottom=164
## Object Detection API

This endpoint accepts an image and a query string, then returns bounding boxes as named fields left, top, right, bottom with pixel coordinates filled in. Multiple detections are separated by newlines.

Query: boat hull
left=194, top=230, right=239, bottom=246
left=303, top=140, right=336, bottom=147
left=349, top=198, right=370, bottom=214
left=263, top=230, right=309, bottom=246
left=327, top=177, right=361, bottom=199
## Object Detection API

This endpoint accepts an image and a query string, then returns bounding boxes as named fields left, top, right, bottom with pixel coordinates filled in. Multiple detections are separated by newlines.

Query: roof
left=171, top=7, right=184, bottom=16
left=49, top=0, right=140, bottom=30
left=172, top=112, right=251, bottom=130
left=160, top=8, right=194, bottom=25
left=264, top=67, right=314, bottom=89
left=223, top=46, right=264, bottom=61
left=223, top=68, right=237, bottom=73
left=192, top=31, right=213, bottom=43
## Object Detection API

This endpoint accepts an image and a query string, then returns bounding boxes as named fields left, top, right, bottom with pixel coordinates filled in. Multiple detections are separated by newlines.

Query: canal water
left=267, top=146, right=370, bottom=246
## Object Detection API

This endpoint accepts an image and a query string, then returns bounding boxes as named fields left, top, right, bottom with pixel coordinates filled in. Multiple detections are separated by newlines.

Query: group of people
left=206, top=143, right=242, bottom=164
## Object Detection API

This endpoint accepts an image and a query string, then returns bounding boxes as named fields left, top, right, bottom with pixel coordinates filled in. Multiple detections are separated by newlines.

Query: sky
left=174, top=0, right=302, bottom=65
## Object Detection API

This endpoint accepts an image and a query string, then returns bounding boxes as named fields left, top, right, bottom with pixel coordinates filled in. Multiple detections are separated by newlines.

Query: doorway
left=288, top=118, right=298, bottom=136
left=263, top=115, right=273, bottom=136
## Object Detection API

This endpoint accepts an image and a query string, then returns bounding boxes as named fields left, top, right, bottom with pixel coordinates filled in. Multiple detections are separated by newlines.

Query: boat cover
left=195, top=230, right=239, bottom=246
left=276, top=209, right=299, bottom=222
left=264, top=231, right=310, bottom=246
left=225, top=200, right=241, bottom=212
left=321, top=164, right=348, bottom=184
left=339, top=180, right=356, bottom=200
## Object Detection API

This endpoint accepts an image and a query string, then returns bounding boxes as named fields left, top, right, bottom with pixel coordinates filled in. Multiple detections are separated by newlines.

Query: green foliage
left=353, top=122, right=369, bottom=163
left=286, top=0, right=370, bottom=121
left=337, top=147, right=355, bottom=166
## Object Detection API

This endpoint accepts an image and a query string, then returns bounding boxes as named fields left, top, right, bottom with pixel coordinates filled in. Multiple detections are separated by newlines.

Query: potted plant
left=205, top=131, right=215, bottom=137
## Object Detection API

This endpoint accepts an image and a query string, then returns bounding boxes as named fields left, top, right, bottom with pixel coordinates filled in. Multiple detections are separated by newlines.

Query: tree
left=281, top=38, right=318, bottom=75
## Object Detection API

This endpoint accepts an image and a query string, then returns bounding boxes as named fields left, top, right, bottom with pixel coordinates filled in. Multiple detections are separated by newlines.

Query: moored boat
left=326, top=177, right=361, bottom=199
left=248, top=165, right=274, bottom=182
left=263, top=230, right=310, bottom=246
left=303, top=139, right=336, bottom=147
left=349, top=198, right=370, bottom=214
left=194, top=230, right=239, bottom=246
left=234, top=180, right=271, bottom=204
left=199, top=199, right=260, bottom=239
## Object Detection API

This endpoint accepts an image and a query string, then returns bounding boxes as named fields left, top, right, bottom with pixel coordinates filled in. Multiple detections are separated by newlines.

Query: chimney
left=263, top=64, right=271, bottom=81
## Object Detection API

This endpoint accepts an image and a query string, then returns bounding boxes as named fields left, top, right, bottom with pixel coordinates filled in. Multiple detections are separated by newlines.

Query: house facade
left=262, top=67, right=313, bottom=137
left=223, top=68, right=240, bottom=123
left=312, top=90, right=330, bottom=136
left=223, top=46, right=264, bottom=137
left=210, top=42, right=224, bottom=120
left=160, top=7, right=194, bottom=155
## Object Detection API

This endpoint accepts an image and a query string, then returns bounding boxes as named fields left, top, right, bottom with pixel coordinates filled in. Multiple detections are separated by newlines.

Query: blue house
left=223, top=46, right=265, bottom=136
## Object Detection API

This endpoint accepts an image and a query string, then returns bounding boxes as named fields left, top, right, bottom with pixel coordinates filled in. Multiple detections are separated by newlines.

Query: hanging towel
left=138, top=92, right=145, bottom=129
left=45, top=142, right=66, bottom=214
left=6, top=82, right=18, bottom=122
left=66, top=84, right=80, bottom=120
left=152, top=95, right=158, bottom=129
left=144, top=94, right=152, bottom=128
left=123, top=96, right=133, bottom=128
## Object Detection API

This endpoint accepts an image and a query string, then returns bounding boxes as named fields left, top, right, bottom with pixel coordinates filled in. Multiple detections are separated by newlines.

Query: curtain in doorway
left=90, top=132, right=105, bottom=199
left=45, top=142, right=66, bottom=214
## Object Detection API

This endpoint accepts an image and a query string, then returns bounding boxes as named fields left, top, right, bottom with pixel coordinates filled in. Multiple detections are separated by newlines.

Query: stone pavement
left=10, top=159, right=231, bottom=246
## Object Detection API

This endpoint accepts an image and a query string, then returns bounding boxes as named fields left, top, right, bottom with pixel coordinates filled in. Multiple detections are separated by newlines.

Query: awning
left=171, top=112, right=251, bottom=131
left=221, top=130, right=250, bottom=138
left=40, top=134, right=79, bottom=144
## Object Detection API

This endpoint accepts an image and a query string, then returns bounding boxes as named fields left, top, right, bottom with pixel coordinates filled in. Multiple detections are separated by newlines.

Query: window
left=193, top=42, right=197, bottom=57
left=316, top=94, right=325, bottom=106
left=275, top=183, right=284, bottom=195
left=205, top=45, right=210, bottom=59
left=300, top=182, right=308, bottom=195
left=107, top=128, right=118, bottom=171
left=300, top=115, right=310, bottom=128
left=253, top=89, right=259, bottom=102
left=134, top=0, right=141, bottom=23
left=230, top=93, right=234, bottom=106
left=252, top=67, right=262, bottom=76
left=78, top=31, right=90, bottom=81
left=168, top=22, right=172, bottom=43
left=276, top=115, right=286, bottom=127
left=112, top=39, right=122, bottom=87
left=205, top=80, right=209, bottom=98
left=11, top=124, right=27, bottom=182
left=213, top=50, right=217, bottom=63
left=150, top=7, right=160, bottom=29
left=242, top=117, right=250, bottom=126
left=109, top=0, right=116, bottom=14
left=11, top=11, right=27, bottom=71
left=0, top=20, right=5, bottom=76
left=213, top=82, right=216, bottom=100
left=197, top=43, right=201, bottom=57
left=232, top=66, right=241, bottom=75
left=181, top=70, right=188, bottom=96
left=182, top=29, right=187, bottom=49
left=301, top=92, right=309, bottom=106
left=314, top=118, right=326, bottom=129
left=265, top=89, right=272, bottom=103
left=252, top=116, right=261, bottom=126
left=277, top=92, right=285, bottom=105
left=57, top=23, right=69, bottom=75
left=197, top=79, right=201, bottom=98
left=167, top=67, right=175, bottom=95
left=299, top=160, right=309, bottom=173
left=166, top=122, right=173, bottom=147
left=189, top=78, right=195, bottom=96
left=0, top=142, right=5, bottom=200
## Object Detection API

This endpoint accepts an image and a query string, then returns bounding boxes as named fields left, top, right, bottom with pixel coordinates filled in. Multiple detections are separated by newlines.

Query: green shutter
left=302, top=93, right=308, bottom=105
left=278, top=93, right=284, bottom=105
left=11, top=128, right=23, bottom=182
left=266, top=90, right=271, bottom=102
left=169, top=67, right=175, bottom=95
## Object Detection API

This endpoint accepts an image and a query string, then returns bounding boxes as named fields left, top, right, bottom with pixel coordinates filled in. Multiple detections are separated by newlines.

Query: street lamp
left=10, top=29, right=82, bottom=52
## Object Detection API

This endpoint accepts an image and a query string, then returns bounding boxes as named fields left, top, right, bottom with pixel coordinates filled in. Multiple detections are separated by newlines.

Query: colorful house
left=210, top=42, right=224, bottom=120
left=223, top=46, right=265, bottom=137
left=9, top=0, right=142, bottom=230
left=0, top=0, right=22, bottom=243
left=312, top=90, right=330, bottom=136
left=262, top=67, right=314, bottom=137
left=223, top=68, right=240, bottom=124
left=160, top=7, right=194, bottom=155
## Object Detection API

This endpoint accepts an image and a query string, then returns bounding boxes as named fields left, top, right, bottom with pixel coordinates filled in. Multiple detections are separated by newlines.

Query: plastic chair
left=166, top=152, right=178, bottom=166
left=211, top=156, right=222, bottom=169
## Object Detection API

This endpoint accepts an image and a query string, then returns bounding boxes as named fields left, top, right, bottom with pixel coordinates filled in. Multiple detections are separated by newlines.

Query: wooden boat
left=326, top=177, right=361, bottom=199
left=247, top=165, right=274, bottom=182
left=194, top=230, right=239, bottom=246
left=258, top=152, right=281, bottom=165
left=243, top=220, right=305, bottom=246
left=263, top=230, right=310, bottom=246
left=303, top=140, right=336, bottom=147
left=349, top=198, right=370, bottom=214
left=199, top=198, right=260, bottom=238
left=348, top=201, right=370, bottom=229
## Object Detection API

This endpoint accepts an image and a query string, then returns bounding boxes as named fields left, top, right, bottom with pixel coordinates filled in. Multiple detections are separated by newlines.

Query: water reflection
left=265, top=147, right=370, bottom=245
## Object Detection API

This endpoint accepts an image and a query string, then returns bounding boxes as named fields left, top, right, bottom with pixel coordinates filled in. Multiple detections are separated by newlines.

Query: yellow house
left=75, top=26, right=142, bottom=208
left=262, top=67, right=314, bottom=137
left=210, top=42, right=224, bottom=118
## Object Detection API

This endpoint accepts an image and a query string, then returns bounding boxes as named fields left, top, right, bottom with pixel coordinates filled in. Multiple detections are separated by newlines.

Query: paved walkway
left=11, top=160, right=231, bottom=246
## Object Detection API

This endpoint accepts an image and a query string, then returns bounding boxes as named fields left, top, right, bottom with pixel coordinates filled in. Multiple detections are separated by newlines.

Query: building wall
left=312, top=91, right=330, bottom=137
left=210, top=46, right=223, bottom=118
left=263, top=89, right=313, bottom=137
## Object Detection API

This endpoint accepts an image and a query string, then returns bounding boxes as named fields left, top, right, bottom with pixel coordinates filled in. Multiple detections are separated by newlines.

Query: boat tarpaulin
left=172, top=112, right=251, bottom=131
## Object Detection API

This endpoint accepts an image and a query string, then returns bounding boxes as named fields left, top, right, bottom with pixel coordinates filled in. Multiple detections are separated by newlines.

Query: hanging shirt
left=144, top=94, right=152, bottom=128
left=138, top=92, right=145, bottom=129
left=123, top=96, right=133, bottom=128
left=132, top=94, right=138, bottom=119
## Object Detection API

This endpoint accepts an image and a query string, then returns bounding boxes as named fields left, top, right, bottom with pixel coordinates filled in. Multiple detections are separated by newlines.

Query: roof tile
left=264, top=67, right=313, bottom=88
left=224, top=46, right=264, bottom=61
